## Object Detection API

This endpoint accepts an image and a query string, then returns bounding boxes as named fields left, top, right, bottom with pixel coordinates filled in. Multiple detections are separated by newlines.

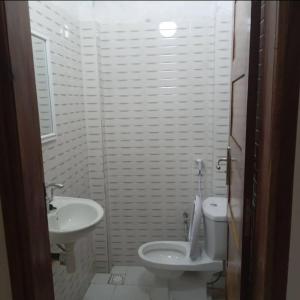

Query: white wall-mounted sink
left=48, top=196, right=104, bottom=244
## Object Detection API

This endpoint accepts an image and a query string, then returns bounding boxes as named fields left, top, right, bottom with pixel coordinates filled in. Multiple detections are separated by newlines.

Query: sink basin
left=48, top=196, right=104, bottom=244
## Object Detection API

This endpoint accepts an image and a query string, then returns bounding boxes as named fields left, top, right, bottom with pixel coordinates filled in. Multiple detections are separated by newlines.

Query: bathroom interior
left=29, top=1, right=233, bottom=299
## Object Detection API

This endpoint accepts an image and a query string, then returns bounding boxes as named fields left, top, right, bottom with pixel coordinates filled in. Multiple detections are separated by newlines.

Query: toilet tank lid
left=203, top=197, right=227, bottom=221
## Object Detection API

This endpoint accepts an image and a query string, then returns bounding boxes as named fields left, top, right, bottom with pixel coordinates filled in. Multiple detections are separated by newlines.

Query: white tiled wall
left=31, top=36, right=53, bottom=135
left=29, top=2, right=94, bottom=299
left=80, top=2, right=232, bottom=267
left=212, top=4, right=233, bottom=195
left=100, top=20, right=216, bottom=265
left=80, top=22, right=109, bottom=272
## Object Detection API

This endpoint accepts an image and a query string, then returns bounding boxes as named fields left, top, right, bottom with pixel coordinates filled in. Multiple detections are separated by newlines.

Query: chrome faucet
left=216, top=157, right=227, bottom=170
left=46, top=183, right=64, bottom=212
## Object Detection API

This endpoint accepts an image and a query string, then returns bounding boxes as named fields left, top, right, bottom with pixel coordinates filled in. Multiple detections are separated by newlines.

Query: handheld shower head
left=195, top=159, right=204, bottom=176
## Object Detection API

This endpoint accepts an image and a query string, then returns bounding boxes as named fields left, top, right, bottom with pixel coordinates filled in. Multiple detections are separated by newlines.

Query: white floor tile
left=169, top=272, right=206, bottom=289
left=112, top=285, right=150, bottom=300
left=170, top=287, right=206, bottom=300
left=125, top=266, right=167, bottom=288
left=169, top=272, right=207, bottom=300
left=111, top=266, right=128, bottom=273
left=150, top=287, right=169, bottom=300
left=83, top=284, right=115, bottom=300
left=86, top=268, right=208, bottom=300
left=92, top=273, right=111, bottom=285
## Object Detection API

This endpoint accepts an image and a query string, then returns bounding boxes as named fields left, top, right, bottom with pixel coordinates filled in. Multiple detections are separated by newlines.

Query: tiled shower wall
left=212, top=5, right=233, bottom=195
left=29, top=2, right=94, bottom=300
left=81, top=2, right=233, bottom=267
left=80, top=22, right=109, bottom=272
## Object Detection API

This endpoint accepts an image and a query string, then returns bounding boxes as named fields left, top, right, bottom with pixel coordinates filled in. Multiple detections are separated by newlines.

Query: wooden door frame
left=239, top=1, right=261, bottom=299
left=251, top=1, right=300, bottom=300
left=0, top=1, right=55, bottom=300
left=226, top=2, right=262, bottom=300
left=228, top=1, right=300, bottom=299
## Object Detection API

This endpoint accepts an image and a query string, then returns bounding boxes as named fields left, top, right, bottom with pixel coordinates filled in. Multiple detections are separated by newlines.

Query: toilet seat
left=138, top=241, right=223, bottom=274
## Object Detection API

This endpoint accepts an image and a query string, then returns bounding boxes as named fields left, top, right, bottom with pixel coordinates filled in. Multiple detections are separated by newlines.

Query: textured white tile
left=112, top=286, right=150, bottom=300
left=81, top=21, right=110, bottom=273
left=92, top=273, right=111, bottom=285
left=84, top=284, right=115, bottom=300
left=125, top=266, right=167, bottom=288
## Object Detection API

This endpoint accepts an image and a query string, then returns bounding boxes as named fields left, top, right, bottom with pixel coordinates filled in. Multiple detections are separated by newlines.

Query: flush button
left=209, top=203, right=218, bottom=207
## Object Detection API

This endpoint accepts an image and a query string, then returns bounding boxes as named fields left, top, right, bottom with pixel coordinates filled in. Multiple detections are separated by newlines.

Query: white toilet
left=138, top=197, right=227, bottom=279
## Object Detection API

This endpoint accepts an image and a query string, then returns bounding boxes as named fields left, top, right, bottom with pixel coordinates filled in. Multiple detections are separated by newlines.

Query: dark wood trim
left=240, top=2, right=261, bottom=300
left=252, top=2, right=300, bottom=300
left=0, top=1, right=54, bottom=300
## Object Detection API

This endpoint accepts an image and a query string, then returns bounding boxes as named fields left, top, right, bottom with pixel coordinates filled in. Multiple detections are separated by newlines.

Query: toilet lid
left=202, top=197, right=227, bottom=221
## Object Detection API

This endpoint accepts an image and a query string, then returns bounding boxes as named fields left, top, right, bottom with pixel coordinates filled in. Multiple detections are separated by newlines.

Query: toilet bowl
left=138, top=197, right=227, bottom=279
left=138, top=240, right=223, bottom=279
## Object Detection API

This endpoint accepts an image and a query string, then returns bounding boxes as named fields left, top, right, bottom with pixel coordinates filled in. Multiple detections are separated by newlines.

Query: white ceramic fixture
left=48, top=196, right=104, bottom=244
left=138, top=241, right=223, bottom=279
left=202, top=197, right=228, bottom=260
left=138, top=197, right=227, bottom=279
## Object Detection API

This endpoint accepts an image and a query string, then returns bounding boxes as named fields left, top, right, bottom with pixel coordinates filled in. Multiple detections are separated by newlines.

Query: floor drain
left=108, top=273, right=126, bottom=285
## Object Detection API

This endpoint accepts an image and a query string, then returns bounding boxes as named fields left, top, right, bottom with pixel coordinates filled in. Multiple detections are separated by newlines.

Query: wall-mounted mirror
left=31, top=32, right=56, bottom=143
